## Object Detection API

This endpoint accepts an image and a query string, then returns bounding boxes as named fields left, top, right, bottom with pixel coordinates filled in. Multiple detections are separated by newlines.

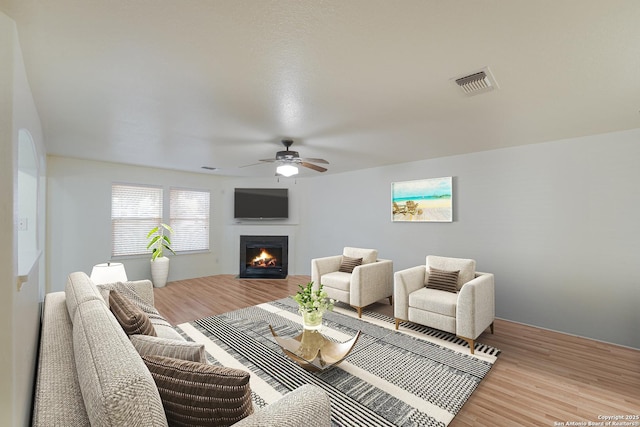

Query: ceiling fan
left=253, top=139, right=329, bottom=176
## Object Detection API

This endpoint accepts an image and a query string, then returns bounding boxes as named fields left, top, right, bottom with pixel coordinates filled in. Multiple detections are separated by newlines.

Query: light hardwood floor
left=153, top=275, right=640, bottom=427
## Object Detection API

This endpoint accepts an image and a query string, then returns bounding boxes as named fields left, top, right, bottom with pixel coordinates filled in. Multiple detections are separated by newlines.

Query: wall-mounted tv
left=234, top=188, right=289, bottom=219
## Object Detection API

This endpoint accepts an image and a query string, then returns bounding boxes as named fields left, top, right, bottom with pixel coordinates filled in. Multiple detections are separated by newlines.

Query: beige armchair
left=394, top=255, right=494, bottom=354
left=311, top=247, right=393, bottom=318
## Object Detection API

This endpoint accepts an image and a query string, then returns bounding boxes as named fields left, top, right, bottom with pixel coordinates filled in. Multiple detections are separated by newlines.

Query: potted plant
left=292, top=281, right=334, bottom=330
left=146, top=223, right=175, bottom=288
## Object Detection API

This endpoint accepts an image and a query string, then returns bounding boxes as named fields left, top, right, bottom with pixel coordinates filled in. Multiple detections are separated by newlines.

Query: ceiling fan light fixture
left=276, top=164, right=298, bottom=177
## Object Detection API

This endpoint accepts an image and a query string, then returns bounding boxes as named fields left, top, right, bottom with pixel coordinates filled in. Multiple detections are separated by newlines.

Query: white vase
left=150, top=256, right=170, bottom=288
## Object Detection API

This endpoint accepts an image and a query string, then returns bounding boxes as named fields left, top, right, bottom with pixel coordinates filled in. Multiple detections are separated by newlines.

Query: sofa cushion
left=409, top=287, right=458, bottom=317
left=73, top=299, right=168, bottom=426
left=32, top=292, right=90, bottom=427
left=98, top=281, right=166, bottom=323
left=426, top=267, right=459, bottom=293
left=131, top=335, right=206, bottom=363
left=153, top=323, right=187, bottom=340
left=320, top=271, right=352, bottom=291
left=343, top=247, right=378, bottom=265
left=339, top=256, right=362, bottom=273
left=426, top=256, right=476, bottom=290
left=99, top=282, right=182, bottom=340
left=142, top=355, right=254, bottom=426
left=233, top=384, right=331, bottom=427
left=65, top=271, right=105, bottom=324
left=110, top=290, right=157, bottom=336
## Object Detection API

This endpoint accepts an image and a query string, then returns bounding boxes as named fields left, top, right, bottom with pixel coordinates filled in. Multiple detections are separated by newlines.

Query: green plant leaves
left=146, top=226, right=159, bottom=239
left=147, top=223, right=175, bottom=259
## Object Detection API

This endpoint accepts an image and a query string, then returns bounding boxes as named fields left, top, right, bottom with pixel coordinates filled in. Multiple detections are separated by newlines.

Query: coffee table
left=269, top=325, right=361, bottom=372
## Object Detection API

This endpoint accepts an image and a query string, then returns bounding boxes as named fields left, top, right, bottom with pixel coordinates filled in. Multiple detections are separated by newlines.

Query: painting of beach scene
left=391, top=177, right=452, bottom=222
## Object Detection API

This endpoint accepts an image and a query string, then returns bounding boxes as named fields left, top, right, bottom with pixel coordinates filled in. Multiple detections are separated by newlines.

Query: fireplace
left=239, top=235, right=288, bottom=279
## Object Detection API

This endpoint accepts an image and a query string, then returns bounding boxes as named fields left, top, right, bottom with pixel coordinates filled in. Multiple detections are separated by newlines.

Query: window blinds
left=112, top=184, right=163, bottom=257
left=169, top=188, right=210, bottom=252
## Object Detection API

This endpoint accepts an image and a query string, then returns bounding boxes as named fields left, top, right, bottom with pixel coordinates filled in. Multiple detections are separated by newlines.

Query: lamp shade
left=90, top=262, right=128, bottom=285
left=276, top=164, right=298, bottom=177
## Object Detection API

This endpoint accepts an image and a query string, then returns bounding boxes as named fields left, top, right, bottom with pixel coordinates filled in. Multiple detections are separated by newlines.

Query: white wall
left=48, top=129, right=640, bottom=350
left=296, top=129, right=640, bottom=349
left=1, top=11, right=47, bottom=427
left=47, top=157, right=228, bottom=290
left=0, top=12, right=14, bottom=425
left=46, top=162, right=307, bottom=290
left=217, top=177, right=303, bottom=275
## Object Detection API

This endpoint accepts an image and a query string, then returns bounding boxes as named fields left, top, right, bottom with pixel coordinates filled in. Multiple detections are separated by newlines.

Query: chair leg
left=458, top=336, right=475, bottom=354
left=388, top=295, right=393, bottom=305
left=490, top=322, right=495, bottom=334
left=354, top=306, right=362, bottom=318
left=394, top=318, right=401, bottom=330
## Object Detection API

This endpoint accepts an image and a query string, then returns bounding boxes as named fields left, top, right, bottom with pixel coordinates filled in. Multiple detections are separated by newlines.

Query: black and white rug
left=177, top=299, right=500, bottom=427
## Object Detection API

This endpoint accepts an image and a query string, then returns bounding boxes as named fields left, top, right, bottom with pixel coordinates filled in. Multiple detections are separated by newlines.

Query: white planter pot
left=150, top=256, right=170, bottom=288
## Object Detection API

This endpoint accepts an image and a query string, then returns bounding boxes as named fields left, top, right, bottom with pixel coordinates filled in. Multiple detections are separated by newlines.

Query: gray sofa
left=32, top=271, right=332, bottom=426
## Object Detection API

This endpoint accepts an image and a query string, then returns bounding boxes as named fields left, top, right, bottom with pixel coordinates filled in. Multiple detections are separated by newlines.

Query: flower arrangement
left=292, top=281, right=334, bottom=314
left=292, top=281, right=334, bottom=329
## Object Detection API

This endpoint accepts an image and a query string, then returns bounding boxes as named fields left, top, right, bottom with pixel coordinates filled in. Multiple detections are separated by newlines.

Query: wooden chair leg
left=490, top=322, right=495, bottom=334
left=355, top=306, right=362, bottom=318
left=458, top=336, right=475, bottom=354
left=394, top=318, right=401, bottom=330
left=388, top=295, right=393, bottom=305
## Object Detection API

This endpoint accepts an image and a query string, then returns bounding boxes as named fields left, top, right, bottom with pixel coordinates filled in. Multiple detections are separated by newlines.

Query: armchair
left=311, top=247, right=393, bottom=318
left=394, top=255, right=494, bottom=354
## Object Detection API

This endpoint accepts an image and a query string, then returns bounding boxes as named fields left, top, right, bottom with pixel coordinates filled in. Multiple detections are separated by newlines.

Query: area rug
left=176, top=299, right=500, bottom=427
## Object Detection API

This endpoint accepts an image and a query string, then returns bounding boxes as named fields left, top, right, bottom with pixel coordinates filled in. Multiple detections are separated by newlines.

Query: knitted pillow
left=109, top=290, right=156, bottom=336
left=142, top=355, right=254, bottom=426
left=130, top=335, right=206, bottom=363
left=339, top=256, right=363, bottom=273
left=426, top=267, right=459, bottom=293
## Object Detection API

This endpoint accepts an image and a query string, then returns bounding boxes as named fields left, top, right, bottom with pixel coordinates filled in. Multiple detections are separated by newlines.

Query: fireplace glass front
left=239, top=235, right=288, bottom=279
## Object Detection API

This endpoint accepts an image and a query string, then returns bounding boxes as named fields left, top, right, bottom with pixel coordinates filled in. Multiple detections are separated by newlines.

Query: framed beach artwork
left=391, top=177, right=453, bottom=222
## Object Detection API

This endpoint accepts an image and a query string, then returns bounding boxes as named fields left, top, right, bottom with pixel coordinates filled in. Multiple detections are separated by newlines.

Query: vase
left=301, top=309, right=324, bottom=331
left=150, top=256, right=170, bottom=288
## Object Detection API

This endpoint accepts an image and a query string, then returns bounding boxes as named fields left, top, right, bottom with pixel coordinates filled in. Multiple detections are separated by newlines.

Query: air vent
left=453, top=67, right=498, bottom=96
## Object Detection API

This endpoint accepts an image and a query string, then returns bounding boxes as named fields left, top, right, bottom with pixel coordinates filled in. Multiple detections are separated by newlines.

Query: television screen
left=234, top=188, right=288, bottom=219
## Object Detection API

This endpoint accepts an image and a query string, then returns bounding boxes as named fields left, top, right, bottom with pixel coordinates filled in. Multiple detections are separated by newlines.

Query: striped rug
left=177, top=298, right=500, bottom=427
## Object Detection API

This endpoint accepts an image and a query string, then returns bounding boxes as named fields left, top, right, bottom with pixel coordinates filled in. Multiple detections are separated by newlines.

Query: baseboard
left=495, top=317, right=639, bottom=351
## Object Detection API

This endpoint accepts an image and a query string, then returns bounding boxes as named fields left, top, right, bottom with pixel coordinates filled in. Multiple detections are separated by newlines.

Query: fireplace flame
left=251, top=249, right=277, bottom=267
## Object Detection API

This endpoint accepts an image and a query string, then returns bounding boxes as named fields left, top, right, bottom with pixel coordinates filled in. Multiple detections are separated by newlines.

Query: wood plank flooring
left=153, top=275, right=640, bottom=427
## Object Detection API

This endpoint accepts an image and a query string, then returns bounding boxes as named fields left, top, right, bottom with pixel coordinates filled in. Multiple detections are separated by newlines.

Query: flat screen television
left=234, top=188, right=289, bottom=219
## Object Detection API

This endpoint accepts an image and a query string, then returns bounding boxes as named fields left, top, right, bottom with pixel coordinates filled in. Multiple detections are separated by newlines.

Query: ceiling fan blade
left=300, top=162, right=327, bottom=172
left=259, top=158, right=277, bottom=163
left=239, top=161, right=268, bottom=168
left=301, top=157, right=329, bottom=164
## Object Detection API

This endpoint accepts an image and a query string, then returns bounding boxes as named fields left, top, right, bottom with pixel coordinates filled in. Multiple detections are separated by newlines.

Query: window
left=169, top=188, right=210, bottom=252
left=112, top=184, right=162, bottom=257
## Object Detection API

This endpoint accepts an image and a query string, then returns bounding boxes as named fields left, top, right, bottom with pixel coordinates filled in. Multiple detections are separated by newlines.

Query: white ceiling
left=2, top=1, right=639, bottom=177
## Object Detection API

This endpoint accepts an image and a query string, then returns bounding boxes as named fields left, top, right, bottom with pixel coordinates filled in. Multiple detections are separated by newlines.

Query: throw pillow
left=339, top=256, right=363, bottom=273
left=130, top=335, right=207, bottom=363
left=99, top=281, right=174, bottom=329
left=426, top=267, right=460, bottom=293
left=109, top=290, right=157, bottom=336
left=142, top=355, right=254, bottom=426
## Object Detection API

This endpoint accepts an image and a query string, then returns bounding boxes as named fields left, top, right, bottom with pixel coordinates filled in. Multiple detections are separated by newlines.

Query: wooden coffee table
left=269, top=325, right=361, bottom=372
